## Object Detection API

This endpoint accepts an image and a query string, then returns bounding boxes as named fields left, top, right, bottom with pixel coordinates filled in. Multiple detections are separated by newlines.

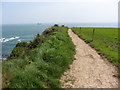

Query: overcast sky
left=1, top=0, right=119, bottom=24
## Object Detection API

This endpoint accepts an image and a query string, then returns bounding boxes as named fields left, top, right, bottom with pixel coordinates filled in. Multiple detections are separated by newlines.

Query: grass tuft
left=3, top=26, right=75, bottom=88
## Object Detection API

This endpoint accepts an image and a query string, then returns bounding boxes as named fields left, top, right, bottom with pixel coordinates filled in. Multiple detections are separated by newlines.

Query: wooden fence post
left=92, top=28, right=95, bottom=41
left=80, top=27, right=82, bottom=34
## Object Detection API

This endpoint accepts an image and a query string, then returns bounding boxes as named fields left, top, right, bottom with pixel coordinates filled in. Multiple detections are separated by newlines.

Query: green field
left=3, top=26, right=75, bottom=88
left=72, top=27, right=119, bottom=67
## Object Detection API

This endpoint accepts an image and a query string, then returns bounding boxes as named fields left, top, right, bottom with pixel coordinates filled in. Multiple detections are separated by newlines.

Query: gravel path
left=60, top=29, right=118, bottom=88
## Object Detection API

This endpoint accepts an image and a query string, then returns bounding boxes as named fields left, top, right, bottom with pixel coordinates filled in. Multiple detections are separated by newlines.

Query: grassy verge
left=3, top=26, right=75, bottom=88
left=72, top=27, right=119, bottom=67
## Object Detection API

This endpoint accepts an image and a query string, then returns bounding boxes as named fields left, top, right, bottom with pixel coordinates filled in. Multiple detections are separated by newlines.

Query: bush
left=9, top=27, right=58, bottom=59
left=54, top=24, right=59, bottom=27
left=16, top=42, right=28, bottom=47
left=8, top=47, right=25, bottom=59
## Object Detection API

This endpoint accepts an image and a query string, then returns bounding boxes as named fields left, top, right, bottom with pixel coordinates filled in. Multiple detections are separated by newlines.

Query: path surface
left=60, top=29, right=118, bottom=88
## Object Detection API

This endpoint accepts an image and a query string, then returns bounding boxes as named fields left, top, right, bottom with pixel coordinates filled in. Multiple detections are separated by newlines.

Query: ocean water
left=1, top=24, right=52, bottom=59
left=1, top=23, right=118, bottom=59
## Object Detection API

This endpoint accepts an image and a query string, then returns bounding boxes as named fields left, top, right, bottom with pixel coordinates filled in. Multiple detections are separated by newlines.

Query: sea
left=0, top=23, right=118, bottom=60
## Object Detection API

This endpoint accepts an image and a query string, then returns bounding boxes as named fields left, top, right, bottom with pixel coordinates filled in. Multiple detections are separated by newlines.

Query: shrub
left=54, top=24, right=59, bottom=27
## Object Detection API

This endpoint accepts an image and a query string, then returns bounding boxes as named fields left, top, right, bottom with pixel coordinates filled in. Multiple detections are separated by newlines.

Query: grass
left=72, top=27, right=119, bottom=67
left=3, top=26, right=75, bottom=88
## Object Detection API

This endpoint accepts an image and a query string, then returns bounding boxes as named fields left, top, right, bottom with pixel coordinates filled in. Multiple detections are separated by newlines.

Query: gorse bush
left=3, top=26, right=75, bottom=88
left=8, top=26, right=61, bottom=59
left=8, top=42, right=27, bottom=59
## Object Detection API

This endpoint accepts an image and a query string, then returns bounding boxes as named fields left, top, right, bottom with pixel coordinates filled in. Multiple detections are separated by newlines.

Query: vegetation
left=8, top=26, right=59, bottom=59
left=3, top=26, right=75, bottom=88
left=72, top=27, right=119, bottom=67
left=54, top=24, right=59, bottom=27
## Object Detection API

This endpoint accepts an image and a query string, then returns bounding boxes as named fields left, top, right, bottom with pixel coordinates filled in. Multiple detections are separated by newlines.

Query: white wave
left=0, top=38, right=5, bottom=42
left=0, top=37, right=20, bottom=42
left=18, top=39, right=21, bottom=42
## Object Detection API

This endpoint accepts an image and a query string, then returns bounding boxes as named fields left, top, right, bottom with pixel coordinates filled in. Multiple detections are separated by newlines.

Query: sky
left=1, top=0, right=120, bottom=24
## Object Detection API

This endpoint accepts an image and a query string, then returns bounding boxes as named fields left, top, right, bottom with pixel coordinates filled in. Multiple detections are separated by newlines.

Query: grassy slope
left=3, top=26, right=75, bottom=88
left=72, top=27, right=119, bottom=67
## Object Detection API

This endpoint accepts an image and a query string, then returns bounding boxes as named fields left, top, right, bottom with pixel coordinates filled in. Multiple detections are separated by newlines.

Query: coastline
left=2, top=25, right=76, bottom=88
left=2, top=23, right=118, bottom=59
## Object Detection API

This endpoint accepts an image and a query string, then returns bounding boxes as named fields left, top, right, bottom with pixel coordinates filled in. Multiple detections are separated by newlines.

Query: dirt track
left=60, top=29, right=118, bottom=88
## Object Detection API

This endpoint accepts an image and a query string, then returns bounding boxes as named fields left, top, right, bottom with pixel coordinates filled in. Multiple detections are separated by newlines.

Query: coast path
left=60, top=29, right=118, bottom=88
